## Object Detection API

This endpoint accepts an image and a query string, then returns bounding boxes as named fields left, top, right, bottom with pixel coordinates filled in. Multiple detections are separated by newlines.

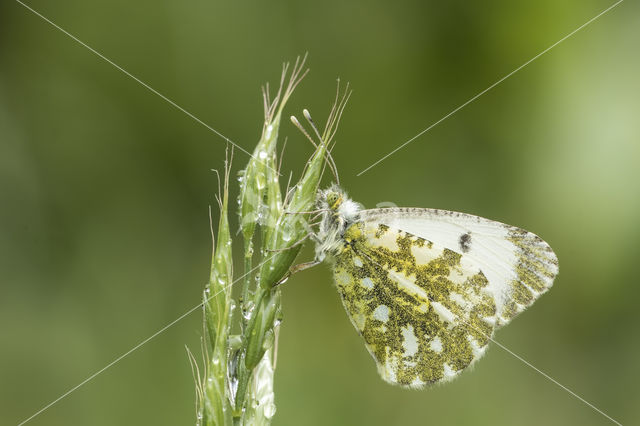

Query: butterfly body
left=314, top=185, right=558, bottom=388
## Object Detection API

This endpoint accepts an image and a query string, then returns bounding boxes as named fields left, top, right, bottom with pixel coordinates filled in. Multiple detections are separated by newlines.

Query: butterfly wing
left=359, top=208, right=559, bottom=326
left=332, top=220, right=498, bottom=387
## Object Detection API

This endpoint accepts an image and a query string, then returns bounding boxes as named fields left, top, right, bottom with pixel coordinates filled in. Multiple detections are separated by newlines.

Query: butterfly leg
left=289, top=259, right=321, bottom=274
left=273, top=223, right=323, bottom=285
left=275, top=259, right=321, bottom=286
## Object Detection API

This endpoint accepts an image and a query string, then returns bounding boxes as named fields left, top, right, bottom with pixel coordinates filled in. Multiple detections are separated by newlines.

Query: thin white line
left=463, top=317, right=622, bottom=424
left=487, top=335, right=622, bottom=425
left=16, top=256, right=274, bottom=426
left=361, top=251, right=621, bottom=424
left=356, top=0, right=624, bottom=176
left=14, top=0, right=273, bottom=171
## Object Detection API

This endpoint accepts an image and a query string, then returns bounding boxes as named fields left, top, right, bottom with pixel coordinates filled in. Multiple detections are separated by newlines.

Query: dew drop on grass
left=227, top=375, right=239, bottom=404
left=256, top=172, right=266, bottom=190
left=264, top=402, right=277, bottom=419
left=243, top=301, right=255, bottom=321
left=280, top=221, right=295, bottom=243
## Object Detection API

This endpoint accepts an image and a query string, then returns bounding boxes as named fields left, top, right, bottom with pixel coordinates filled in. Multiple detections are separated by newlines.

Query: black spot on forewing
left=459, top=232, right=471, bottom=253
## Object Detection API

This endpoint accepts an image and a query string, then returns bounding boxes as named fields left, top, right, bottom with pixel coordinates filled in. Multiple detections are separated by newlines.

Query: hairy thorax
left=315, top=186, right=362, bottom=261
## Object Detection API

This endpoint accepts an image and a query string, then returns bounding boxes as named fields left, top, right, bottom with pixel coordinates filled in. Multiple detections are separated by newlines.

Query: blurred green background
left=1, top=1, right=638, bottom=425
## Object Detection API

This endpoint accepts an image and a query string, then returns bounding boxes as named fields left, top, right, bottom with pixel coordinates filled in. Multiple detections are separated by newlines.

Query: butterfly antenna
left=327, top=137, right=341, bottom=183
left=302, top=109, right=340, bottom=183
left=290, top=115, right=318, bottom=148
left=326, top=145, right=340, bottom=184
left=303, top=108, right=323, bottom=143
left=289, top=115, right=321, bottom=189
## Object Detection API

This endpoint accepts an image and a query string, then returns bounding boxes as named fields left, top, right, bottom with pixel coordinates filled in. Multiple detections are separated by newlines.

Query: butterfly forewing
left=359, top=208, right=559, bottom=326
left=333, top=220, right=498, bottom=388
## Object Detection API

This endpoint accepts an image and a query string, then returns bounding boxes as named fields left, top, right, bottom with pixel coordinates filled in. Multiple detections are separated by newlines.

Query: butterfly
left=312, top=185, right=558, bottom=388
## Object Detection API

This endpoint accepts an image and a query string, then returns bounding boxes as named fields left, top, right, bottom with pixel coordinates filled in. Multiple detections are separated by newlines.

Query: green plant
left=192, top=57, right=349, bottom=426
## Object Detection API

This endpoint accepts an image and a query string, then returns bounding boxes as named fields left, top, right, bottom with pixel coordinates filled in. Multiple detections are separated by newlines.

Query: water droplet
left=264, top=402, right=277, bottom=419
left=280, top=222, right=295, bottom=242
left=227, top=375, right=239, bottom=405
left=256, top=173, right=266, bottom=190
left=243, top=301, right=256, bottom=321
left=258, top=150, right=268, bottom=160
left=226, top=352, right=240, bottom=405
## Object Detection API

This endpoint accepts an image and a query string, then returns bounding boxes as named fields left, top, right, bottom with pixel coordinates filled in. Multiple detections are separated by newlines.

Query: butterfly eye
left=326, top=192, right=340, bottom=208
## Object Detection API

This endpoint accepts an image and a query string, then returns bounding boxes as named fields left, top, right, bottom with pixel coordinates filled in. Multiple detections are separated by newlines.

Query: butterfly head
left=314, top=185, right=363, bottom=261
left=325, top=190, right=344, bottom=212
left=318, top=185, right=361, bottom=221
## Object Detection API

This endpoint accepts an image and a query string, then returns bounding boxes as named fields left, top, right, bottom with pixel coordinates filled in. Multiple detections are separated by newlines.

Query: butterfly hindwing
left=332, top=220, right=498, bottom=388
left=359, top=208, right=559, bottom=326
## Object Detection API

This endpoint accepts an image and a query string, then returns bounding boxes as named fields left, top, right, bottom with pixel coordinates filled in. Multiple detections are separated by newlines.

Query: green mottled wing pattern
left=333, top=220, right=498, bottom=387
left=359, top=208, right=559, bottom=326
